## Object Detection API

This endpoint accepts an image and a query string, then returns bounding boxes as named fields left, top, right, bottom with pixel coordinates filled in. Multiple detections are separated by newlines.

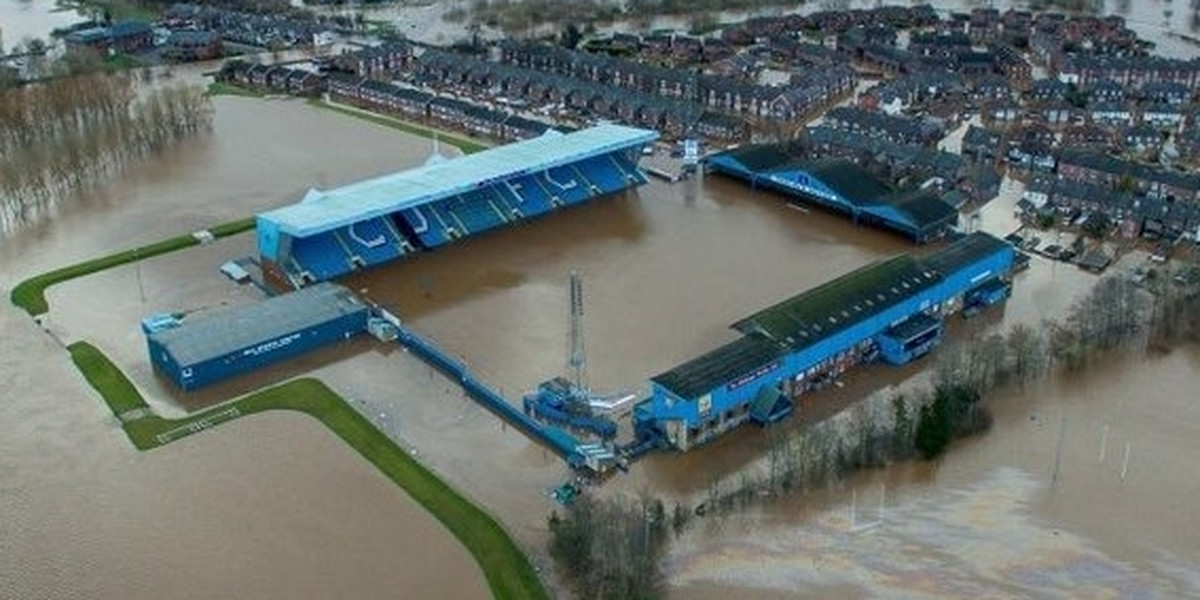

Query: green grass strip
left=9, top=217, right=254, bottom=317
left=67, top=341, right=547, bottom=600
left=308, top=99, right=490, bottom=154
left=205, top=81, right=266, bottom=98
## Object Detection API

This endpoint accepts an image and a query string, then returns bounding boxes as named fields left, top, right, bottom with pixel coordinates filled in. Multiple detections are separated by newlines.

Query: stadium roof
left=712, top=143, right=804, bottom=172
left=652, top=233, right=1013, bottom=400
left=732, top=255, right=942, bottom=349
left=802, top=159, right=893, bottom=205
left=149, top=283, right=365, bottom=366
left=259, top=124, right=657, bottom=237
left=651, top=336, right=784, bottom=400
left=876, top=188, right=959, bottom=232
left=922, top=231, right=1013, bottom=275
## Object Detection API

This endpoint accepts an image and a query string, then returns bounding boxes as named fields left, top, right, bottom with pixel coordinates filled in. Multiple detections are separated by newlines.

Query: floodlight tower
left=568, top=270, right=586, bottom=391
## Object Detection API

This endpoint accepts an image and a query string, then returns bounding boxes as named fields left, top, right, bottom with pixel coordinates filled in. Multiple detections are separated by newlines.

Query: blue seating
left=344, top=217, right=405, bottom=267
left=291, top=233, right=354, bottom=281
left=485, top=185, right=521, bottom=219
left=446, top=191, right=507, bottom=235
left=610, top=154, right=648, bottom=185
left=503, top=176, right=553, bottom=217
left=578, top=157, right=625, bottom=193
left=542, top=166, right=591, bottom=205
left=400, top=206, right=450, bottom=248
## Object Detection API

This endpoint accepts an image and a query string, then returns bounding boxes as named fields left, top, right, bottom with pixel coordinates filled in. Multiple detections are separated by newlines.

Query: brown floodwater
left=3, top=45, right=1200, bottom=600
left=666, top=349, right=1200, bottom=599
left=0, top=97, right=490, bottom=599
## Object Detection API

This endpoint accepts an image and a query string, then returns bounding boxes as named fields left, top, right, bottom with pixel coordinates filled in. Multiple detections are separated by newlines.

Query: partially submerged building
left=142, top=282, right=369, bottom=391
left=634, top=232, right=1015, bottom=451
left=707, top=145, right=959, bottom=242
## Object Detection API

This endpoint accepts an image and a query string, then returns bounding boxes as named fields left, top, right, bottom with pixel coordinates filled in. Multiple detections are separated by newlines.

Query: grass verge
left=68, top=341, right=547, bottom=600
left=308, top=99, right=490, bottom=154
left=206, top=81, right=265, bottom=98
left=9, top=217, right=254, bottom=317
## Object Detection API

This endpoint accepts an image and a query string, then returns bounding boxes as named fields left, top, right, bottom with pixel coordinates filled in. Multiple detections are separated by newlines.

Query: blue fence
left=393, top=322, right=587, bottom=467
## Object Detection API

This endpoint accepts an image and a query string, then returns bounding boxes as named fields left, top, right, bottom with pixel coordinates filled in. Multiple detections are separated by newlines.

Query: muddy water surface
left=0, top=0, right=82, bottom=47
left=2, top=21, right=1199, bottom=598
left=0, top=97, right=489, bottom=599
left=667, top=350, right=1200, bottom=599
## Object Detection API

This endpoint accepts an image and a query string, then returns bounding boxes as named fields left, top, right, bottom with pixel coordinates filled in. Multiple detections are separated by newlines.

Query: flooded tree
left=0, top=71, right=213, bottom=235
left=548, top=494, right=668, bottom=600
left=1006, top=322, right=1050, bottom=385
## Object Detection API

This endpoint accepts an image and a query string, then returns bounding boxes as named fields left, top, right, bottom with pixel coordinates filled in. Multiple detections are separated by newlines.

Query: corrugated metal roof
left=149, top=282, right=365, bottom=366
left=732, top=255, right=942, bottom=348
left=651, top=336, right=784, bottom=400
left=921, top=231, right=1012, bottom=275
left=259, top=124, right=657, bottom=237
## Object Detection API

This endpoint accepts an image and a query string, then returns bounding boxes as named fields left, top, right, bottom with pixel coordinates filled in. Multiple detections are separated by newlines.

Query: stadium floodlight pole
left=568, top=270, right=585, bottom=391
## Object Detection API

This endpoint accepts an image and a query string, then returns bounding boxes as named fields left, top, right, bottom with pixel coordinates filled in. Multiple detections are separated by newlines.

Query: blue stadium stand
left=503, top=176, right=554, bottom=216
left=400, top=206, right=452, bottom=248
left=445, top=191, right=508, bottom=235
left=291, top=232, right=354, bottom=282
left=256, top=124, right=658, bottom=288
left=343, top=217, right=407, bottom=267
left=578, top=156, right=628, bottom=193
left=542, top=166, right=591, bottom=205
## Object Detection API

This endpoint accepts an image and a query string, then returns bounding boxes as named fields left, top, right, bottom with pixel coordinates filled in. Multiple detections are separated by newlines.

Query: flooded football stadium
left=3, top=0, right=1200, bottom=596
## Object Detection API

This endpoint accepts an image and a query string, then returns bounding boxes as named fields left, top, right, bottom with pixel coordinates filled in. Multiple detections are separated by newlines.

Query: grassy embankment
left=9, top=217, right=255, bottom=317
left=307, top=98, right=490, bottom=154
left=67, top=343, right=547, bottom=600
left=205, top=81, right=266, bottom=98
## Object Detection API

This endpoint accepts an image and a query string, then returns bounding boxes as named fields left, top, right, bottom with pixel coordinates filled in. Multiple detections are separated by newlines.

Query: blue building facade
left=143, top=283, right=369, bottom=391
left=636, top=232, right=1015, bottom=451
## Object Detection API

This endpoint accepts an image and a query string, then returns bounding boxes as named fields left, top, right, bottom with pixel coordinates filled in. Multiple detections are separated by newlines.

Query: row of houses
left=162, top=2, right=334, bottom=49
left=1056, top=55, right=1200, bottom=90
left=905, top=32, right=1031, bottom=82
left=587, top=31, right=738, bottom=67
left=1028, top=77, right=1194, bottom=106
left=405, top=47, right=853, bottom=138
left=329, top=42, right=413, bottom=79
left=719, top=4, right=939, bottom=45
left=218, top=61, right=324, bottom=95
left=858, top=70, right=968, bottom=114
left=964, top=9, right=1140, bottom=58
left=218, top=59, right=558, bottom=143
left=409, top=50, right=723, bottom=139
left=823, top=106, right=945, bottom=147
left=1057, top=149, right=1200, bottom=203
left=1023, top=174, right=1200, bottom=240
left=327, top=76, right=556, bottom=142
left=800, top=125, right=994, bottom=200
left=495, top=41, right=857, bottom=122
left=963, top=120, right=1185, bottom=172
